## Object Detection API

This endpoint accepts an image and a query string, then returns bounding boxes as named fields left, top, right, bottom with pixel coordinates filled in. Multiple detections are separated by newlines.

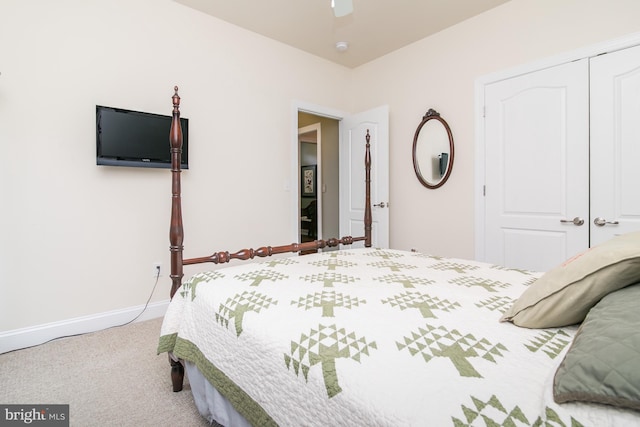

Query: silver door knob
left=373, top=202, right=387, bottom=208
left=593, top=217, right=619, bottom=226
left=560, top=217, right=584, bottom=226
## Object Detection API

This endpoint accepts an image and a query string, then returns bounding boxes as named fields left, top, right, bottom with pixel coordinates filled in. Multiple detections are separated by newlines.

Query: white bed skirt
left=185, top=361, right=252, bottom=427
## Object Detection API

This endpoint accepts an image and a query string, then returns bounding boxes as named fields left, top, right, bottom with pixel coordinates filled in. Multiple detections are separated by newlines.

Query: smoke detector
left=335, top=41, right=349, bottom=52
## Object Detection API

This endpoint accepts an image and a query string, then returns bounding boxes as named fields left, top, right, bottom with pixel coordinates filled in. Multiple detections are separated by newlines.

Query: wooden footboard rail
left=167, top=86, right=372, bottom=392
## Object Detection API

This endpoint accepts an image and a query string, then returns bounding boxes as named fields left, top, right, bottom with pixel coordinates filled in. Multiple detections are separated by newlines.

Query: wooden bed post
left=168, top=86, right=185, bottom=392
left=169, top=86, right=184, bottom=299
left=364, top=130, right=372, bottom=248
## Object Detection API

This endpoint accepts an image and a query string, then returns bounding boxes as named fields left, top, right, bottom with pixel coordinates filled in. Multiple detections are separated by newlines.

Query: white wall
left=0, top=0, right=351, bottom=333
left=350, top=0, right=640, bottom=258
left=3, top=0, right=640, bottom=340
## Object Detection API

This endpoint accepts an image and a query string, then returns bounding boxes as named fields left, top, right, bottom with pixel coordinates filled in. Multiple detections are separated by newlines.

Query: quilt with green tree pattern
left=158, top=248, right=640, bottom=426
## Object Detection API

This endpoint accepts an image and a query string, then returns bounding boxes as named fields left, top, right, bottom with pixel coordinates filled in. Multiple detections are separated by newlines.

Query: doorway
left=291, top=102, right=390, bottom=249
left=297, top=113, right=340, bottom=248
left=298, top=123, right=320, bottom=244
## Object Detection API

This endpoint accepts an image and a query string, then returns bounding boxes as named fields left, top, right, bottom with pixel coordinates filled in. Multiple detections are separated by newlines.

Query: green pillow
left=553, top=284, right=640, bottom=411
left=500, top=231, right=640, bottom=328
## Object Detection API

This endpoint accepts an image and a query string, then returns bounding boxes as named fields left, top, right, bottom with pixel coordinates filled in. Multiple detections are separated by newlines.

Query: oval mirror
left=412, top=109, right=454, bottom=189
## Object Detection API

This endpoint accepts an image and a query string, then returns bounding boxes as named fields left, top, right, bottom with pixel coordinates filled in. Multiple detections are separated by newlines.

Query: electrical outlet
left=152, top=262, right=162, bottom=277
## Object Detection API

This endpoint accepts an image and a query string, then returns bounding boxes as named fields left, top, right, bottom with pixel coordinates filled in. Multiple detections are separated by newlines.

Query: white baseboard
left=0, top=300, right=170, bottom=354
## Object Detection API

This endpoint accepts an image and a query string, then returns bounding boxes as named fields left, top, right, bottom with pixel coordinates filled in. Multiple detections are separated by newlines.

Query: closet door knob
left=560, top=217, right=584, bottom=226
left=373, top=202, right=387, bottom=208
left=593, top=217, right=619, bottom=226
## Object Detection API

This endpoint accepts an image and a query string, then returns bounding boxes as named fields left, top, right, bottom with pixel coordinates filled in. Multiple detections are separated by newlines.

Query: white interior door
left=340, top=106, right=389, bottom=248
left=483, top=59, right=589, bottom=271
left=590, top=44, right=640, bottom=246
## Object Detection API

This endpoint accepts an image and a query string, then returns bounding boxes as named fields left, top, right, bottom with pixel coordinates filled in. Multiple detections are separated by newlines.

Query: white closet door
left=590, top=44, right=640, bottom=246
left=483, top=59, right=589, bottom=272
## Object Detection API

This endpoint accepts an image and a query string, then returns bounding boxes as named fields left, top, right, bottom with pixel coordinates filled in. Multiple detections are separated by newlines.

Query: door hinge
left=483, top=185, right=486, bottom=196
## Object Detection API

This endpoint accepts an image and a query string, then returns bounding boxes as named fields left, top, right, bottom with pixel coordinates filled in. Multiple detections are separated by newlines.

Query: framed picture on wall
left=301, top=165, right=317, bottom=197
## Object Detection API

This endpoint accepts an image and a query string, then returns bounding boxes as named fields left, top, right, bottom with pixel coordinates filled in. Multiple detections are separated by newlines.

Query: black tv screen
left=96, top=105, right=188, bottom=169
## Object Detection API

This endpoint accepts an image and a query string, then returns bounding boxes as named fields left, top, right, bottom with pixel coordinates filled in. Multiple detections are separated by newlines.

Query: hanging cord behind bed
left=120, top=267, right=162, bottom=326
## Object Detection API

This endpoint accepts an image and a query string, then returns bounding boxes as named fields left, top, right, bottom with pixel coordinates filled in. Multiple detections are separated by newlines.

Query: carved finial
left=172, top=86, right=181, bottom=109
left=424, top=108, right=440, bottom=119
left=366, top=129, right=370, bottom=144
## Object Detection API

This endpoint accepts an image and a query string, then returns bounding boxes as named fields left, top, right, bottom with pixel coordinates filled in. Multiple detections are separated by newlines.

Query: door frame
left=474, top=31, right=640, bottom=261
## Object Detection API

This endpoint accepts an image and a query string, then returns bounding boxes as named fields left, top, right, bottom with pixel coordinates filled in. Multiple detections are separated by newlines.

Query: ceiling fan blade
left=332, top=0, right=353, bottom=17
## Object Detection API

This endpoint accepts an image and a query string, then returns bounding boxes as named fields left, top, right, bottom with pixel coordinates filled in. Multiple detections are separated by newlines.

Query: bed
left=158, top=87, right=640, bottom=426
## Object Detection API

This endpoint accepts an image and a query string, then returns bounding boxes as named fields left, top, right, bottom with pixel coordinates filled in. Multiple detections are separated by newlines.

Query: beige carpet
left=0, top=317, right=211, bottom=426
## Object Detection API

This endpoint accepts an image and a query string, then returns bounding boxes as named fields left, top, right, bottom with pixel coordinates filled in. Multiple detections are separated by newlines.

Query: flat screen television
left=96, top=105, right=188, bottom=169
